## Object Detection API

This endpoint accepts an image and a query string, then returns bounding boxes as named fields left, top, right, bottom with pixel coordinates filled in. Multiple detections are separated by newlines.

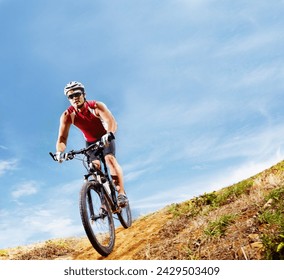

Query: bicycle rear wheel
left=79, top=181, right=115, bottom=256
left=117, top=196, right=132, bottom=228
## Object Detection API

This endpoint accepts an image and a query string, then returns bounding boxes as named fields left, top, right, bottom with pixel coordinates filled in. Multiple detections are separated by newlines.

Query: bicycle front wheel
left=79, top=181, right=115, bottom=256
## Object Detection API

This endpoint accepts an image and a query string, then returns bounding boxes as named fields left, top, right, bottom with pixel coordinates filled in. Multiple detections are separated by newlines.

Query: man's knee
left=105, top=154, right=117, bottom=166
left=92, top=160, right=101, bottom=169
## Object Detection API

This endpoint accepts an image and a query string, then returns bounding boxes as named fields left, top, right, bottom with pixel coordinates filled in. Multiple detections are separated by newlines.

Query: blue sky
left=1, top=0, right=284, bottom=249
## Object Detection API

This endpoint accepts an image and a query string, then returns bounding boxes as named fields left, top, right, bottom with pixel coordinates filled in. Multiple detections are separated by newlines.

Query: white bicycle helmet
left=64, top=81, right=85, bottom=95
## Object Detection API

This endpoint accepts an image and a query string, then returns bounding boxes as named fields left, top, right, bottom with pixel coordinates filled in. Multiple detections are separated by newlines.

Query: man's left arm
left=95, top=101, right=117, bottom=134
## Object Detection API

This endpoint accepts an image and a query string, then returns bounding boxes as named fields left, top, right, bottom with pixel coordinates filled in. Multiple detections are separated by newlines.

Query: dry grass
left=1, top=238, right=80, bottom=260
left=134, top=161, right=284, bottom=260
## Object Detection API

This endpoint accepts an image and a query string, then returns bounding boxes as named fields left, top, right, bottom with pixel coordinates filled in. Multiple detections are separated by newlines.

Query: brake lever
left=49, top=152, right=57, bottom=161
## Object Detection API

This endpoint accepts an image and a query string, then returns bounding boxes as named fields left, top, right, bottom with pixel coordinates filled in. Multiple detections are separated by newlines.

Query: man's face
left=67, top=90, right=85, bottom=109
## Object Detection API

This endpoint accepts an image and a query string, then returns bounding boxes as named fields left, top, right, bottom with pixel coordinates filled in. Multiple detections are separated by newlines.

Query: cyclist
left=55, top=81, right=128, bottom=207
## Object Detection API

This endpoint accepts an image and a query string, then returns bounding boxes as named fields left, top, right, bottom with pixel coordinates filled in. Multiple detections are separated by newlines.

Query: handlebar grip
left=108, top=132, right=115, bottom=141
left=49, top=152, right=72, bottom=162
left=66, top=153, right=74, bottom=160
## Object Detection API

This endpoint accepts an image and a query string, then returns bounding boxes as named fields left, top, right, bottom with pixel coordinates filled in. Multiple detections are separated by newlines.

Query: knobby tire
left=79, top=181, right=115, bottom=256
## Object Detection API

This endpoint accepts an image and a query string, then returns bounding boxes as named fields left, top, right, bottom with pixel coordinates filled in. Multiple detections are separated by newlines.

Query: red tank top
left=67, top=100, right=107, bottom=142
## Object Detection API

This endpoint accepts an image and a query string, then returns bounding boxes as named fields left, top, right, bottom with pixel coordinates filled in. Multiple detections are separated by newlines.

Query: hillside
left=1, top=160, right=284, bottom=260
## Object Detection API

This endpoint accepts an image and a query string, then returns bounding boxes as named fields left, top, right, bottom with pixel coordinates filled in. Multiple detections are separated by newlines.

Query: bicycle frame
left=84, top=149, right=120, bottom=214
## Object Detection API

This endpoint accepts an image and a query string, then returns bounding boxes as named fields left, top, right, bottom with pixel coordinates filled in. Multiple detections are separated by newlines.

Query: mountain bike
left=49, top=133, right=132, bottom=256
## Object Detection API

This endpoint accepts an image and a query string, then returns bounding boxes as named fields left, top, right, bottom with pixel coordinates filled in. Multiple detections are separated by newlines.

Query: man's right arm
left=56, top=111, right=71, bottom=153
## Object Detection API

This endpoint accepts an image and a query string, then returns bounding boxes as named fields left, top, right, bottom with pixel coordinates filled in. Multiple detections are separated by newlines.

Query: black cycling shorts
left=86, top=139, right=116, bottom=162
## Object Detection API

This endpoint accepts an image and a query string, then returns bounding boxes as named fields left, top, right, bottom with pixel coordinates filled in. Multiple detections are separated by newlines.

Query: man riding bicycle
left=55, top=81, right=128, bottom=207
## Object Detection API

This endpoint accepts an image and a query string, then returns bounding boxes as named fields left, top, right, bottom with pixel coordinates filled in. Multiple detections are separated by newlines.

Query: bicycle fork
left=86, top=191, right=97, bottom=222
left=86, top=182, right=107, bottom=222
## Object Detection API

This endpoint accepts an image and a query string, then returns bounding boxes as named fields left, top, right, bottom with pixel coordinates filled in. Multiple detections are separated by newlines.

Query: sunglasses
left=67, top=92, right=83, bottom=100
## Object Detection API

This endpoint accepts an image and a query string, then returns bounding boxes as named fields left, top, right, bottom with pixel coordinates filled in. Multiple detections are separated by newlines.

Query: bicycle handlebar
left=49, top=132, right=115, bottom=162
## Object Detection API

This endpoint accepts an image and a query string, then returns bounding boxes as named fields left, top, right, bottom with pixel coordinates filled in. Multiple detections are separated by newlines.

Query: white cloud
left=0, top=159, right=17, bottom=176
left=0, top=206, right=82, bottom=248
left=22, top=213, right=82, bottom=238
left=11, top=181, right=39, bottom=199
left=0, top=179, right=84, bottom=248
left=0, top=209, right=8, bottom=217
left=211, top=148, right=284, bottom=190
left=124, top=168, right=149, bottom=183
left=131, top=145, right=284, bottom=217
left=182, top=120, right=284, bottom=167
left=130, top=176, right=207, bottom=215
left=217, top=28, right=283, bottom=57
left=235, top=64, right=284, bottom=89
left=54, top=179, right=83, bottom=195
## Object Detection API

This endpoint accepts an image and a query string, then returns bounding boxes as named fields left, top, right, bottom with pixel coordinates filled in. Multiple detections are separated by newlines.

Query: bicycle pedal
left=112, top=208, right=121, bottom=214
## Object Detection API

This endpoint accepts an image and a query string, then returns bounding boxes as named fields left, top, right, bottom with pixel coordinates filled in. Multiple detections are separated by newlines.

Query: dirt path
left=72, top=208, right=172, bottom=260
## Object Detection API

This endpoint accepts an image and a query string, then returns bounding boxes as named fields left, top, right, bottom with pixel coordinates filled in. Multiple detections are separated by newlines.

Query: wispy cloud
left=0, top=179, right=84, bottom=248
left=11, top=180, right=39, bottom=199
left=130, top=176, right=207, bottom=214
left=124, top=167, right=149, bottom=183
left=131, top=145, right=284, bottom=217
left=0, top=206, right=82, bottom=248
left=0, top=159, right=17, bottom=176
left=22, top=211, right=82, bottom=238
left=211, top=148, right=284, bottom=190
left=218, top=29, right=283, bottom=57
left=236, top=64, right=284, bottom=88
left=0, top=209, right=8, bottom=217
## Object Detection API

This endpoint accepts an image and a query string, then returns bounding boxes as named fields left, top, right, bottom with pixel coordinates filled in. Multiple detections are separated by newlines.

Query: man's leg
left=104, top=154, right=125, bottom=195
left=92, top=159, right=101, bottom=170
